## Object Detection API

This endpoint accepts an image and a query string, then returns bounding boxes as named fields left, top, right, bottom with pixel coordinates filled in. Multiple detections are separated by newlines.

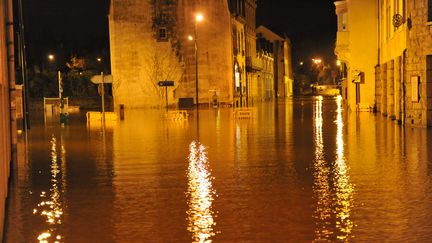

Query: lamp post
left=190, top=13, right=203, bottom=115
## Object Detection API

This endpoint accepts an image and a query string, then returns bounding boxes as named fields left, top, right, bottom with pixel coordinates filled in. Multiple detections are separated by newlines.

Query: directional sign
left=91, top=75, right=113, bottom=84
left=158, top=81, right=174, bottom=87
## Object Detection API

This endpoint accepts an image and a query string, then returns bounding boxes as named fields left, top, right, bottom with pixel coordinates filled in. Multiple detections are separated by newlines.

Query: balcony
left=246, top=57, right=263, bottom=72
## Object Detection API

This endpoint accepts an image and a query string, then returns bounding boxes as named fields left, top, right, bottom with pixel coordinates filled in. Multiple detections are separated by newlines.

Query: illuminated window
left=234, top=63, right=241, bottom=92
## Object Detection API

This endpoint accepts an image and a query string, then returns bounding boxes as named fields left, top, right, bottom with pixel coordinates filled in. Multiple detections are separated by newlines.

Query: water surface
left=4, top=97, right=432, bottom=242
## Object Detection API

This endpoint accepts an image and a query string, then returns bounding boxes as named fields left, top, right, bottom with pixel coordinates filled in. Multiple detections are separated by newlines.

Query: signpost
left=91, top=74, right=113, bottom=128
left=158, top=81, right=174, bottom=111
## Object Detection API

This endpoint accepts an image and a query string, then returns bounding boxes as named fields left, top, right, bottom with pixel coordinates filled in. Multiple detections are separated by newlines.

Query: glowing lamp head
left=48, top=54, right=55, bottom=61
left=196, top=13, right=204, bottom=22
left=97, top=58, right=102, bottom=62
left=188, top=35, right=194, bottom=41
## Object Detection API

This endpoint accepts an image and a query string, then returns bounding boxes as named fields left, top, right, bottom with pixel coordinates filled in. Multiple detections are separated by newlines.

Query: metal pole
left=195, top=22, right=199, bottom=116
left=58, top=71, right=62, bottom=99
left=101, top=72, right=105, bottom=127
left=165, top=86, right=168, bottom=112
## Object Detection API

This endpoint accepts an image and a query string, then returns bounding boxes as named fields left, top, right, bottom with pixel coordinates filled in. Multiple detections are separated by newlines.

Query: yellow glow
left=196, top=13, right=204, bottom=22
left=48, top=54, right=55, bottom=61
left=188, top=35, right=194, bottom=41
left=186, top=141, right=217, bottom=243
left=312, top=97, right=354, bottom=241
left=334, top=95, right=354, bottom=240
left=35, top=135, right=65, bottom=242
left=337, top=60, right=341, bottom=66
left=313, top=97, right=332, bottom=240
left=97, top=57, right=102, bottom=62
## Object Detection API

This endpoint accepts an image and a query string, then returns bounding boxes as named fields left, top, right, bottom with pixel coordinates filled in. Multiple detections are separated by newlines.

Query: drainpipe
left=377, top=0, right=381, bottom=112
left=17, top=0, right=30, bottom=130
left=7, top=0, right=17, bottom=154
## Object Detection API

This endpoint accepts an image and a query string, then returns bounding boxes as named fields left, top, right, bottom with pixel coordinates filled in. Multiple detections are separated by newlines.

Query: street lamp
left=48, top=54, right=55, bottom=61
left=190, top=13, right=203, bottom=114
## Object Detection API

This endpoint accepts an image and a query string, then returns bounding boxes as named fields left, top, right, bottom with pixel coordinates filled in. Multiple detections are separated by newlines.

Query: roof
left=256, top=25, right=284, bottom=41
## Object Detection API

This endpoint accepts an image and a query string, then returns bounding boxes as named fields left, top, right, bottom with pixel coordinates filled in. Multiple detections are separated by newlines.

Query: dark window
left=158, top=27, right=167, bottom=41
left=429, top=0, right=432, bottom=21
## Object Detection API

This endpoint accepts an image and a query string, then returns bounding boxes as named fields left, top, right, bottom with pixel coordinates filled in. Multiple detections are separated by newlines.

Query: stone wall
left=109, top=0, right=233, bottom=109
left=405, top=0, right=432, bottom=126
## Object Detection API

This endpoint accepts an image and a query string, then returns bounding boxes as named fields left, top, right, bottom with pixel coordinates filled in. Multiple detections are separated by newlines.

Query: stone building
left=335, top=0, right=432, bottom=127
left=0, top=0, right=15, bottom=238
left=109, top=0, right=233, bottom=108
left=404, top=0, right=432, bottom=126
left=256, top=26, right=293, bottom=102
left=229, top=0, right=247, bottom=107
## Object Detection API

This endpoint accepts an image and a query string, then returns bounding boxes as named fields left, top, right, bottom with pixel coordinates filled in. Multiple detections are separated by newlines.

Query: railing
left=246, top=57, right=263, bottom=71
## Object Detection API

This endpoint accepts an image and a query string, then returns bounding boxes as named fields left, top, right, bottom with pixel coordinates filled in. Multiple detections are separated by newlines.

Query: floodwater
left=4, top=97, right=432, bottom=242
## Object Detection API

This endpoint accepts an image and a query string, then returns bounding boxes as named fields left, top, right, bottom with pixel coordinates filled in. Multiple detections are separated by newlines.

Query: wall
left=0, top=0, right=12, bottom=239
left=404, top=0, right=432, bottom=126
left=109, top=0, right=233, bottom=109
left=346, top=0, right=378, bottom=110
left=375, top=0, right=408, bottom=122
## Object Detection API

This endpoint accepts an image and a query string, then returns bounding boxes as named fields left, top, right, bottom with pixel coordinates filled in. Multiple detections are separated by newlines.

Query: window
left=429, top=0, right=432, bottom=21
left=386, top=0, right=391, bottom=38
left=341, top=12, right=348, bottom=31
left=158, top=27, right=167, bottom=41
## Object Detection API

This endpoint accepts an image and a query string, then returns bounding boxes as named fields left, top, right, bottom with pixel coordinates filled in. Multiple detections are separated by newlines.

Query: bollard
left=119, top=104, right=125, bottom=120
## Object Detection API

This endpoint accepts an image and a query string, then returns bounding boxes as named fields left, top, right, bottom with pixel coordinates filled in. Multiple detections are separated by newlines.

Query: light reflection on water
left=34, top=134, right=65, bottom=243
left=313, top=96, right=354, bottom=242
left=313, top=96, right=333, bottom=240
left=334, top=96, right=354, bottom=241
left=4, top=98, right=432, bottom=242
left=187, top=141, right=217, bottom=243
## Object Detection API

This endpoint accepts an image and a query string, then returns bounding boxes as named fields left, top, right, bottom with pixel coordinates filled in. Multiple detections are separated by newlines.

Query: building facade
left=334, top=0, right=378, bottom=112
left=109, top=0, right=233, bottom=108
left=1, top=0, right=15, bottom=239
left=229, top=1, right=247, bottom=107
left=335, top=0, right=432, bottom=127
left=109, top=0, right=293, bottom=109
left=256, top=26, right=293, bottom=102
left=404, top=0, right=432, bottom=126
left=244, top=0, right=260, bottom=106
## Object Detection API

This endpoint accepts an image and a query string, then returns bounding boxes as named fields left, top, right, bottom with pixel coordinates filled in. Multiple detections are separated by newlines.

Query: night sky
left=23, top=0, right=336, bottom=68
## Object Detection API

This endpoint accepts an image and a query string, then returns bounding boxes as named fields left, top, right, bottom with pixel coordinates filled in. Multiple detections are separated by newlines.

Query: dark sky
left=23, top=0, right=336, bottom=66
left=256, top=0, right=337, bottom=65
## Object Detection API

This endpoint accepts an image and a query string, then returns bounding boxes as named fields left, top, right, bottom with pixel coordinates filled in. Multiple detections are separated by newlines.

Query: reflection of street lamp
left=189, top=13, right=203, bottom=114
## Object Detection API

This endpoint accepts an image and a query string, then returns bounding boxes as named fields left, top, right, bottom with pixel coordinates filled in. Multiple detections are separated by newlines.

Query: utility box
left=178, top=98, right=194, bottom=110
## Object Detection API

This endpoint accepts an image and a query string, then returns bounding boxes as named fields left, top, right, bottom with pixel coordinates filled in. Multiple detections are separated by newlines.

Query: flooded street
left=4, top=97, right=432, bottom=242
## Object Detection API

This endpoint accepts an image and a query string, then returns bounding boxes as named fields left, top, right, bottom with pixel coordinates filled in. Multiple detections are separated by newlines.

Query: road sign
left=158, top=81, right=174, bottom=87
left=91, top=75, right=113, bottom=84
